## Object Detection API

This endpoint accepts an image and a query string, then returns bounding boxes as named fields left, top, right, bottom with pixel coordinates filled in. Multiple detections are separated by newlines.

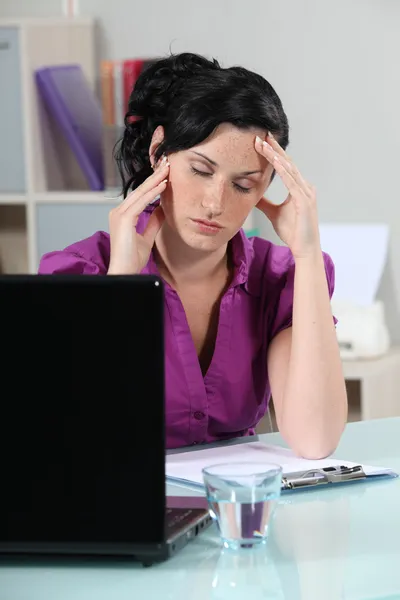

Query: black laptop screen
left=0, top=275, right=166, bottom=548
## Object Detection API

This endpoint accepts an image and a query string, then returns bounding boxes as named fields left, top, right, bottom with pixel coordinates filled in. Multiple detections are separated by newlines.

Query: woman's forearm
left=280, top=251, right=348, bottom=458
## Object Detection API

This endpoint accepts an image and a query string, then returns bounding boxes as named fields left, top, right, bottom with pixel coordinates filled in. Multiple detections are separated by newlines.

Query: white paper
left=166, top=441, right=391, bottom=488
left=318, top=223, right=389, bottom=306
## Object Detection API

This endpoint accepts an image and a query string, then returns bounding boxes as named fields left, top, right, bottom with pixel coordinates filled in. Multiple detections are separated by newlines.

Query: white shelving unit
left=0, top=16, right=119, bottom=274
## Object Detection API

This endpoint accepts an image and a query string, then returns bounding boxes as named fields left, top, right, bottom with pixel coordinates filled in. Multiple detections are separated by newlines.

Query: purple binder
left=35, top=64, right=105, bottom=191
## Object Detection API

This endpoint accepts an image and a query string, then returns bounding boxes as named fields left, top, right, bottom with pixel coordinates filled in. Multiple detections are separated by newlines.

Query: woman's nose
left=201, top=180, right=226, bottom=216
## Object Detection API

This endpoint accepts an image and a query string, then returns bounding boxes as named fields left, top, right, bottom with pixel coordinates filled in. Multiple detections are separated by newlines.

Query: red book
left=123, top=59, right=145, bottom=114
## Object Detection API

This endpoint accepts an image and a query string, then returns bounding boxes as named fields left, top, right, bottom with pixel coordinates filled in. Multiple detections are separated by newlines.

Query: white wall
left=2, top=0, right=400, bottom=340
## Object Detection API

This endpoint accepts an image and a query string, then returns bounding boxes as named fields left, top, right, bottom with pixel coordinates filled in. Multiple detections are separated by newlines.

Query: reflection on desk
left=180, top=477, right=397, bottom=600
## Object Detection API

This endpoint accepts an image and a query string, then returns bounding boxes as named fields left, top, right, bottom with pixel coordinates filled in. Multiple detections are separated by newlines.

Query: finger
left=123, top=161, right=169, bottom=209
left=256, top=136, right=311, bottom=195
left=268, top=135, right=314, bottom=194
left=119, top=160, right=170, bottom=211
left=121, top=178, right=168, bottom=216
left=257, top=136, right=300, bottom=179
left=263, top=134, right=296, bottom=170
left=272, top=154, right=306, bottom=197
left=142, top=205, right=165, bottom=245
left=269, top=144, right=311, bottom=194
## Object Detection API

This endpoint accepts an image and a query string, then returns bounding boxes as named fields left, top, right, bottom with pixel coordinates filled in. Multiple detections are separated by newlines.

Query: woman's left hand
left=255, top=134, right=321, bottom=260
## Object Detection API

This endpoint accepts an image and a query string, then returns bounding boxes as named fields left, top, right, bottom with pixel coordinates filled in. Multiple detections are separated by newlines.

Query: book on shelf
left=35, top=64, right=105, bottom=191
left=100, top=58, right=156, bottom=191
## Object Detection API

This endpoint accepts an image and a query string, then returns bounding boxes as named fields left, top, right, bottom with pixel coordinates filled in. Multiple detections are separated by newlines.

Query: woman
left=39, top=52, right=348, bottom=458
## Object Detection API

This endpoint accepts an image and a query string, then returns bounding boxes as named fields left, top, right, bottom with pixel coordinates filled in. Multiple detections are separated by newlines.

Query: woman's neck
left=154, top=223, right=230, bottom=288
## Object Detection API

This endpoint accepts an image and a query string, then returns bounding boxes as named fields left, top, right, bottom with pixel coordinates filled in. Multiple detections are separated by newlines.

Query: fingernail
left=255, top=135, right=263, bottom=145
left=269, top=132, right=275, bottom=139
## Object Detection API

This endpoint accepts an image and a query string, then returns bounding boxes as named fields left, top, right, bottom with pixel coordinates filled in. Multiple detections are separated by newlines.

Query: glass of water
left=202, top=462, right=282, bottom=550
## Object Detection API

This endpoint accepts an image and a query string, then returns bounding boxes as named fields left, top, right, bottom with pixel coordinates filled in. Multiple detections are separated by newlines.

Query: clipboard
left=166, top=464, right=397, bottom=495
left=281, top=464, right=397, bottom=492
left=166, top=441, right=398, bottom=495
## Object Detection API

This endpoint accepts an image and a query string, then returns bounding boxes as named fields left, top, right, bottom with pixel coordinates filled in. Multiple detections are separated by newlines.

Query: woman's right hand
left=107, top=158, right=169, bottom=275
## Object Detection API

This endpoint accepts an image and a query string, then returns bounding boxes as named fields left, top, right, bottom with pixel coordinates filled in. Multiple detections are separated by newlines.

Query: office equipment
left=342, top=346, right=400, bottom=420
left=35, top=64, right=105, bottom=191
left=166, top=441, right=397, bottom=493
left=0, top=275, right=211, bottom=565
left=319, top=223, right=390, bottom=359
left=332, top=297, right=390, bottom=359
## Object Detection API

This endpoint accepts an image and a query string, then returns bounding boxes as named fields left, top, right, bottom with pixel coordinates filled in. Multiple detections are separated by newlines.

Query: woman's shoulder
left=244, top=234, right=335, bottom=292
left=38, top=230, right=111, bottom=274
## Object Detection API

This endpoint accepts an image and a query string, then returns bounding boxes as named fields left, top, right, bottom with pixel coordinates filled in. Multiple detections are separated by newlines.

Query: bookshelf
left=0, top=16, right=104, bottom=274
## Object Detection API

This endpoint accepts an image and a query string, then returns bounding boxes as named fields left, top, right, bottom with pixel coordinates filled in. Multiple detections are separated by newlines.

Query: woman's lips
left=191, top=219, right=224, bottom=234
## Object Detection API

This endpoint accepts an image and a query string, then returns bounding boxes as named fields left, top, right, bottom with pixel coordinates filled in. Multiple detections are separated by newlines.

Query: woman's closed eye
left=191, top=166, right=212, bottom=177
left=190, top=166, right=251, bottom=194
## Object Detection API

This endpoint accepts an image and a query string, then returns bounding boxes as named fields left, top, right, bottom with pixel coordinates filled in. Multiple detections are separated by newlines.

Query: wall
left=2, top=0, right=399, bottom=340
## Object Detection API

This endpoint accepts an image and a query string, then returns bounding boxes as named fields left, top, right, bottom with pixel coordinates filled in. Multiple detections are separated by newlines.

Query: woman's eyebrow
left=191, top=151, right=218, bottom=166
left=190, top=151, right=263, bottom=176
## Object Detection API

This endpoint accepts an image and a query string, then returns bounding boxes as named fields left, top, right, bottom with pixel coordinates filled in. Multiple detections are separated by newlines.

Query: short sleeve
left=39, top=251, right=106, bottom=275
left=269, top=251, right=336, bottom=341
left=38, top=231, right=110, bottom=275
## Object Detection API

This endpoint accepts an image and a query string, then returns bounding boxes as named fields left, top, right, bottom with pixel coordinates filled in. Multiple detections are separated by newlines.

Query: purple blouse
left=38, top=205, right=335, bottom=449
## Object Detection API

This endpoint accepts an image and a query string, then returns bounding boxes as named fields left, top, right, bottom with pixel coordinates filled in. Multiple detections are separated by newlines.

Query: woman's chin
left=181, top=232, right=225, bottom=252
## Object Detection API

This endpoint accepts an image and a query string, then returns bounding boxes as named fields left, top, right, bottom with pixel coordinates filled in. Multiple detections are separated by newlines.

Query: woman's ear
left=149, top=125, right=165, bottom=169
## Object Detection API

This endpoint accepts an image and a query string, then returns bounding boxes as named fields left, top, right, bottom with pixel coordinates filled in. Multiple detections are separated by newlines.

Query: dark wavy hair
left=114, top=52, right=289, bottom=198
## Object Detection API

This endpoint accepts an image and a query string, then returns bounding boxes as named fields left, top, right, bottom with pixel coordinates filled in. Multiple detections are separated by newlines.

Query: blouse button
left=194, top=411, right=205, bottom=420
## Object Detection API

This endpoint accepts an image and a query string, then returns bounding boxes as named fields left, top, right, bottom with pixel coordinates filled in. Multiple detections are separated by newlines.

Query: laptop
left=0, top=274, right=212, bottom=566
